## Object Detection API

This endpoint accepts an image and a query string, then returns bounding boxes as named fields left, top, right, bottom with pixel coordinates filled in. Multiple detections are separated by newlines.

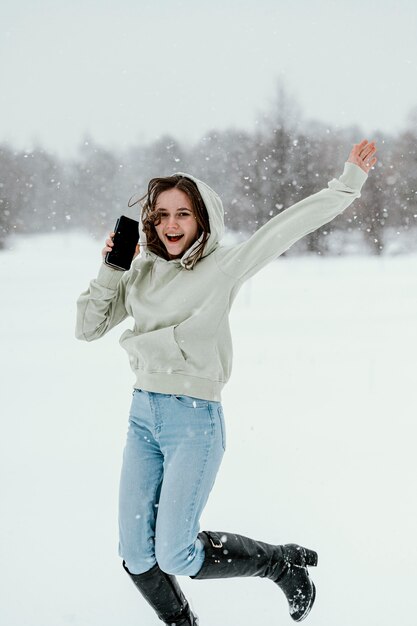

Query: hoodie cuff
left=96, top=263, right=126, bottom=289
left=339, top=161, right=368, bottom=192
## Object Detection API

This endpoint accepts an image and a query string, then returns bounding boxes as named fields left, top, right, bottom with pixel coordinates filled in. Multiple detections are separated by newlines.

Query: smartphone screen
left=105, top=215, right=139, bottom=271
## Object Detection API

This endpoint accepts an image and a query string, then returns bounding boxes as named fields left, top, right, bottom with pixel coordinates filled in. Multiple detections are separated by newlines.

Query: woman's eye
left=157, top=211, right=191, bottom=219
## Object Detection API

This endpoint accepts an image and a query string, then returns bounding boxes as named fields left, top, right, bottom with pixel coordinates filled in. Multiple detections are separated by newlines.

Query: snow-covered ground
left=1, top=232, right=416, bottom=626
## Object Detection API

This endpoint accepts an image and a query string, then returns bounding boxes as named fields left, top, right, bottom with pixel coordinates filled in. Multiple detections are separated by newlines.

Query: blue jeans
left=118, top=389, right=226, bottom=576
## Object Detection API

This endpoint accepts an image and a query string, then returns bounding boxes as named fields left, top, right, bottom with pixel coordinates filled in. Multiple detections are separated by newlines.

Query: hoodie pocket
left=120, top=325, right=187, bottom=373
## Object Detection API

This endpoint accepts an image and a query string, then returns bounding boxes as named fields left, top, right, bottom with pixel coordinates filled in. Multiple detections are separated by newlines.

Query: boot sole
left=292, top=582, right=316, bottom=622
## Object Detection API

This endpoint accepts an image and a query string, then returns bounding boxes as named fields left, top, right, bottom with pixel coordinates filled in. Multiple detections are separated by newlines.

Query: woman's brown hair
left=130, top=175, right=211, bottom=270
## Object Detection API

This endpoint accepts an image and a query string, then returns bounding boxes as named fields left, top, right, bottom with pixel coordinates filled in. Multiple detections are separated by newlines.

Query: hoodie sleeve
left=216, top=162, right=368, bottom=283
left=75, top=263, right=130, bottom=341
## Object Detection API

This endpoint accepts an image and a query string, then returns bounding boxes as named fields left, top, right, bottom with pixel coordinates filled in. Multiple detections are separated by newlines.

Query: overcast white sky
left=1, top=0, right=416, bottom=158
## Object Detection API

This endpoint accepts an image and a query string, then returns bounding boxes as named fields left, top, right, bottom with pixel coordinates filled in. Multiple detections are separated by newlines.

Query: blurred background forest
left=1, top=81, right=416, bottom=256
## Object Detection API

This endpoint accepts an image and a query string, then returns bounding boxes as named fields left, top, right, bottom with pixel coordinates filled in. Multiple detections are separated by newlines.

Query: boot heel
left=304, top=549, right=318, bottom=567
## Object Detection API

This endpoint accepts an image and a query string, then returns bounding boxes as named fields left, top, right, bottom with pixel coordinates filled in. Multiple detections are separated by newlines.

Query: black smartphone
left=105, top=215, right=140, bottom=271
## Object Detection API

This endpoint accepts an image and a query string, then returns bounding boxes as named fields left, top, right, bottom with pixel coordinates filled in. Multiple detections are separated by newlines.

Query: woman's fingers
left=102, top=231, right=115, bottom=259
left=356, top=140, right=374, bottom=156
left=360, top=143, right=375, bottom=157
left=360, top=145, right=376, bottom=162
left=362, top=144, right=377, bottom=167
left=348, top=139, right=378, bottom=173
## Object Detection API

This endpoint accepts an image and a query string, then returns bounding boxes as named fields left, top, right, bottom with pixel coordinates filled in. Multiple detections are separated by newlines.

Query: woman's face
left=154, top=188, right=200, bottom=259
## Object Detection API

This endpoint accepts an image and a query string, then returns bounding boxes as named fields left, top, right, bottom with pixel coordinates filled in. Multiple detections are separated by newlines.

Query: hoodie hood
left=141, top=172, right=225, bottom=270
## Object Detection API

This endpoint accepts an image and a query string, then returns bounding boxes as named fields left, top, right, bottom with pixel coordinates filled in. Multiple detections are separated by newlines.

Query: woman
left=76, top=139, right=377, bottom=624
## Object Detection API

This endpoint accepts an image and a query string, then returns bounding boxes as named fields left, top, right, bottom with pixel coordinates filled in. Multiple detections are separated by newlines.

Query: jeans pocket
left=171, top=394, right=209, bottom=409
left=217, top=406, right=226, bottom=451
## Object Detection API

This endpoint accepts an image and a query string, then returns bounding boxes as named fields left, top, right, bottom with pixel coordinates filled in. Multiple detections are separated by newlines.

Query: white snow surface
left=1, top=232, right=417, bottom=626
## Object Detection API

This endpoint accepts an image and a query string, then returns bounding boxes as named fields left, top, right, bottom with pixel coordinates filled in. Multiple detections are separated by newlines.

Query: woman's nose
left=167, top=216, right=179, bottom=228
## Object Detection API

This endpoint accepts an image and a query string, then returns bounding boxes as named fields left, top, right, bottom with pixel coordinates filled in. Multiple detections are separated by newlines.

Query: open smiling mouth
left=166, top=234, right=184, bottom=243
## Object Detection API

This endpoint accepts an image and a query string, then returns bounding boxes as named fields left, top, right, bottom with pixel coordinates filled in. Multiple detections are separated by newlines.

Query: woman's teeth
left=166, top=234, right=184, bottom=242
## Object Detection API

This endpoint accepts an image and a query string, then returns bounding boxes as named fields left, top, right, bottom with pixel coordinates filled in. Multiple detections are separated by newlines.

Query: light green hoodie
left=76, top=162, right=368, bottom=401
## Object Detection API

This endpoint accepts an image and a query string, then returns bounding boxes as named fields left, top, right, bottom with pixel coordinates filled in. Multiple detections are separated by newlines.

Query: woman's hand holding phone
left=102, top=231, right=115, bottom=262
left=101, top=231, right=140, bottom=264
left=103, top=217, right=140, bottom=270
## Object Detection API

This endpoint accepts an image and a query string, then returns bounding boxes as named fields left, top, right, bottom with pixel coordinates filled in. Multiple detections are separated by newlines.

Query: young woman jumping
left=76, top=139, right=377, bottom=624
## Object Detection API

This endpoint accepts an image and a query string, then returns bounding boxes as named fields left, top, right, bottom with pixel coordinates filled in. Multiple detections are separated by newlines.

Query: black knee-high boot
left=190, top=531, right=317, bottom=622
left=123, top=561, right=199, bottom=625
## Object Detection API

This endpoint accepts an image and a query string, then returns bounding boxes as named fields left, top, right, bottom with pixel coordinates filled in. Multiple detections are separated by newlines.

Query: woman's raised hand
left=101, top=231, right=140, bottom=263
left=347, top=139, right=377, bottom=174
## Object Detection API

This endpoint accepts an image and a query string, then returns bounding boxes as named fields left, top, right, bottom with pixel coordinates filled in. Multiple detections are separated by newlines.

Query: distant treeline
left=1, top=81, right=416, bottom=255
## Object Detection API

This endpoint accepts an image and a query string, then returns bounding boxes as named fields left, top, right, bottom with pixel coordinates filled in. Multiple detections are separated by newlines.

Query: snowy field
left=1, top=232, right=416, bottom=626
